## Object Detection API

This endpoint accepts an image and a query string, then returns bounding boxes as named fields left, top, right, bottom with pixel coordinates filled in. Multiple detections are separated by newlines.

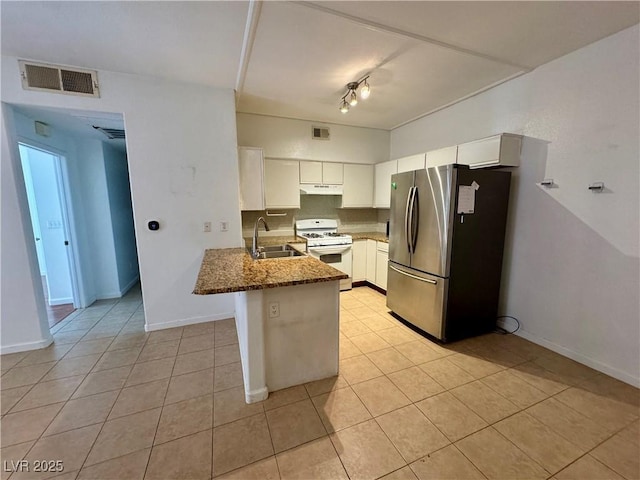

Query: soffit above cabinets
left=2, top=1, right=638, bottom=130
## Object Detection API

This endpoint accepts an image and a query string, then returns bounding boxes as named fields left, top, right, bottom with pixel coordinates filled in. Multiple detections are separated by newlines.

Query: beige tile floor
left=1, top=285, right=639, bottom=480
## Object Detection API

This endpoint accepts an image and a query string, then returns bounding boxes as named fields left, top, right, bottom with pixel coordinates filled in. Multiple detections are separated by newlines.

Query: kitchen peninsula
left=193, top=247, right=347, bottom=403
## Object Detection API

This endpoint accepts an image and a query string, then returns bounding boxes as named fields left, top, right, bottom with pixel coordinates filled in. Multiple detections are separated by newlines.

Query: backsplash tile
left=241, top=196, right=389, bottom=237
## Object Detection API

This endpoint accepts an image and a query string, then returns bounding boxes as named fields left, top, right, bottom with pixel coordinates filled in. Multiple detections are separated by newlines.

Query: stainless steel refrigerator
left=387, top=164, right=511, bottom=342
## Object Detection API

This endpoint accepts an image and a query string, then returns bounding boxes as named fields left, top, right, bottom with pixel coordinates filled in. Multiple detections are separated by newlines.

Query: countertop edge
left=193, top=247, right=348, bottom=295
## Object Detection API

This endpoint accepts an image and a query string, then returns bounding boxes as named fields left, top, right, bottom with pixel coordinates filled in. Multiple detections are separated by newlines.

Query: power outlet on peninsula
left=269, top=302, right=280, bottom=318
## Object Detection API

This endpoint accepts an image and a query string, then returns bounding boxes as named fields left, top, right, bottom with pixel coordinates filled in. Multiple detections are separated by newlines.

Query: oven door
left=308, top=245, right=352, bottom=290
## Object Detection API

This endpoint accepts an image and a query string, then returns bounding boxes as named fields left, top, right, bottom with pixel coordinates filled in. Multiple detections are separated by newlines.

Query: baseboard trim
left=245, top=386, right=269, bottom=404
left=1, top=336, right=54, bottom=355
left=81, top=295, right=97, bottom=309
left=144, top=312, right=235, bottom=332
left=48, top=297, right=73, bottom=306
left=119, top=275, right=140, bottom=296
left=96, top=291, right=125, bottom=300
left=516, top=329, right=640, bottom=388
left=353, top=281, right=386, bottom=295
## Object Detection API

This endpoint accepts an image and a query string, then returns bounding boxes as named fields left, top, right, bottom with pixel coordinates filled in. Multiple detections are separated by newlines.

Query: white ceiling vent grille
left=19, top=60, right=100, bottom=97
left=93, top=126, right=125, bottom=139
left=312, top=126, right=330, bottom=140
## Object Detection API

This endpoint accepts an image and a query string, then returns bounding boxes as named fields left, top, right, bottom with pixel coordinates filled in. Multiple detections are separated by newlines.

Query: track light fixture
left=339, top=76, right=370, bottom=114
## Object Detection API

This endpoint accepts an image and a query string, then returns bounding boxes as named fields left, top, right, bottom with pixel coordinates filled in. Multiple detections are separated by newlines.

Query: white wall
left=1, top=105, right=53, bottom=353
left=76, top=138, right=121, bottom=298
left=2, top=57, right=242, bottom=350
left=237, top=113, right=390, bottom=164
left=103, top=143, right=139, bottom=294
left=391, top=26, right=640, bottom=386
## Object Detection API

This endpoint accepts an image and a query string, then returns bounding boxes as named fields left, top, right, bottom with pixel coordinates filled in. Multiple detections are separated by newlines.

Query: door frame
left=17, top=138, right=85, bottom=310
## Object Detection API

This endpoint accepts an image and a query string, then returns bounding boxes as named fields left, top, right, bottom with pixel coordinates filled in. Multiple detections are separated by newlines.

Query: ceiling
left=11, top=104, right=127, bottom=151
left=2, top=1, right=638, bottom=131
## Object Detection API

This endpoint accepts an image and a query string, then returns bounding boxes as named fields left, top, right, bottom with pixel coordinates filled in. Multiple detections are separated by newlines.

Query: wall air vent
left=19, top=60, right=100, bottom=98
left=93, top=126, right=125, bottom=139
left=312, top=126, right=330, bottom=140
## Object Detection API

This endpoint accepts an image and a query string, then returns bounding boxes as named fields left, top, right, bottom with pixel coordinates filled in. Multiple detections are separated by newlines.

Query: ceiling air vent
left=93, top=126, right=125, bottom=139
left=19, top=60, right=100, bottom=98
left=312, top=126, right=330, bottom=140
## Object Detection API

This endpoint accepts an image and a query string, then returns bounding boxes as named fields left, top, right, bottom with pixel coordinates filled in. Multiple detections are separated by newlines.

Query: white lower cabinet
left=365, top=240, right=377, bottom=284
left=352, top=240, right=367, bottom=282
left=375, top=242, right=388, bottom=290
left=352, top=239, right=388, bottom=290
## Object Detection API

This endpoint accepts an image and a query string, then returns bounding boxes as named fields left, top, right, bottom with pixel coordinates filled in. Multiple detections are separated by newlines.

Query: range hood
left=300, top=184, right=343, bottom=195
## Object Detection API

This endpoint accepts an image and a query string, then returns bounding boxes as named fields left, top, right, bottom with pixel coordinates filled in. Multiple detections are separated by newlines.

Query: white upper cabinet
left=238, top=147, right=265, bottom=211
left=264, top=159, right=300, bottom=209
left=426, top=146, right=458, bottom=168
left=342, top=164, right=374, bottom=208
left=397, top=153, right=426, bottom=173
left=300, top=161, right=343, bottom=184
left=457, top=133, right=522, bottom=169
left=299, top=161, right=322, bottom=184
left=322, top=162, right=343, bottom=184
left=374, top=159, right=398, bottom=209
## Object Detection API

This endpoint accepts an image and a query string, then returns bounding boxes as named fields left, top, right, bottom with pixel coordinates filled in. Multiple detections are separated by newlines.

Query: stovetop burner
left=295, top=219, right=353, bottom=246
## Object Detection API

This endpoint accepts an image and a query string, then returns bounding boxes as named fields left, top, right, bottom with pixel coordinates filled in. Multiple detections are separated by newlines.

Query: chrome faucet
left=252, top=216, right=270, bottom=258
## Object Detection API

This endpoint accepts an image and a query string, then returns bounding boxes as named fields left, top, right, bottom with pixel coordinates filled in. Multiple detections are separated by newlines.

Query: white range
left=295, top=219, right=352, bottom=290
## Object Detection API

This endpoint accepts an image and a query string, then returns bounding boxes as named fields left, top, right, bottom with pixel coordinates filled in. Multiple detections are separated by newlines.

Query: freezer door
left=386, top=262, right=448, bottom=340
left=388, top=171, right=415, bottom=268
left=410, top=166, right=454, bottom=277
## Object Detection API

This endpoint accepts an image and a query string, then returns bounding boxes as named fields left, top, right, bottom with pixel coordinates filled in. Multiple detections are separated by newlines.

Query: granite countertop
left=346, top=232, right=389, bottom=243
left=193, top=248, right=347, bottom=295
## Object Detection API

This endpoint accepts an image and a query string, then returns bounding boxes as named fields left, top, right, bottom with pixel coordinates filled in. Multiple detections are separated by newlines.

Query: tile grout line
left=73, top=297, right=152, bottom=476
left=3, top=294, right=143, bottom=474
left=140, top=326, right=185, bottom=480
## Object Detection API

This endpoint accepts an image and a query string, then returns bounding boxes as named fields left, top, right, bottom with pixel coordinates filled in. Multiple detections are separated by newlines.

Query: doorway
left=18, top=143, right=78, bottom=327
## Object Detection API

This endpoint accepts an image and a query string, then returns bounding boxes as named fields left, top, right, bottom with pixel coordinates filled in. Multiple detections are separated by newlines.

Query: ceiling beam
left=295, top=1, right=533, bottom=73
left=236, top=0, right=263, bottom=104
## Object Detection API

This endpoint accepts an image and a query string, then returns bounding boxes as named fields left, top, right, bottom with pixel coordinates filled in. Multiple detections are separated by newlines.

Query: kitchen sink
left=258, top=245, right=296, bottom=252
left=250, top=244, right=305, bottom=259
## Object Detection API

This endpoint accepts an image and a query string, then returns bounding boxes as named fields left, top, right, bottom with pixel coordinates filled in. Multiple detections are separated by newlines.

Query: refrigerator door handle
left=411, top=187, right=419, bottom=253
left=389, top=264, right=437, bottom=284
left=404, top=187, right=414, bottom=254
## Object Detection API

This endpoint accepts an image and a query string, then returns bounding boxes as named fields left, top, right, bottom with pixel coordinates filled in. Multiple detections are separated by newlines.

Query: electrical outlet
left=269, top=302, right=280, bottom=318
left=203, top=222, right=212, bottom=233
left=220, top=221, right=229, bottom=232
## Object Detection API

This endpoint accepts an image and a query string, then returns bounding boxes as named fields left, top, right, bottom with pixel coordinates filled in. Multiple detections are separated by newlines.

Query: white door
left=19, top=144, right=75, bottom=306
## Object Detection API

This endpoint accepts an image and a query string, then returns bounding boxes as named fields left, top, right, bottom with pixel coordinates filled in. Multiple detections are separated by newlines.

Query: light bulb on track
left=349, top=90, right=358, bottom=106
left=360, top=80, right=370, bottom=99
left=338, top=76, right=371, bottom=114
